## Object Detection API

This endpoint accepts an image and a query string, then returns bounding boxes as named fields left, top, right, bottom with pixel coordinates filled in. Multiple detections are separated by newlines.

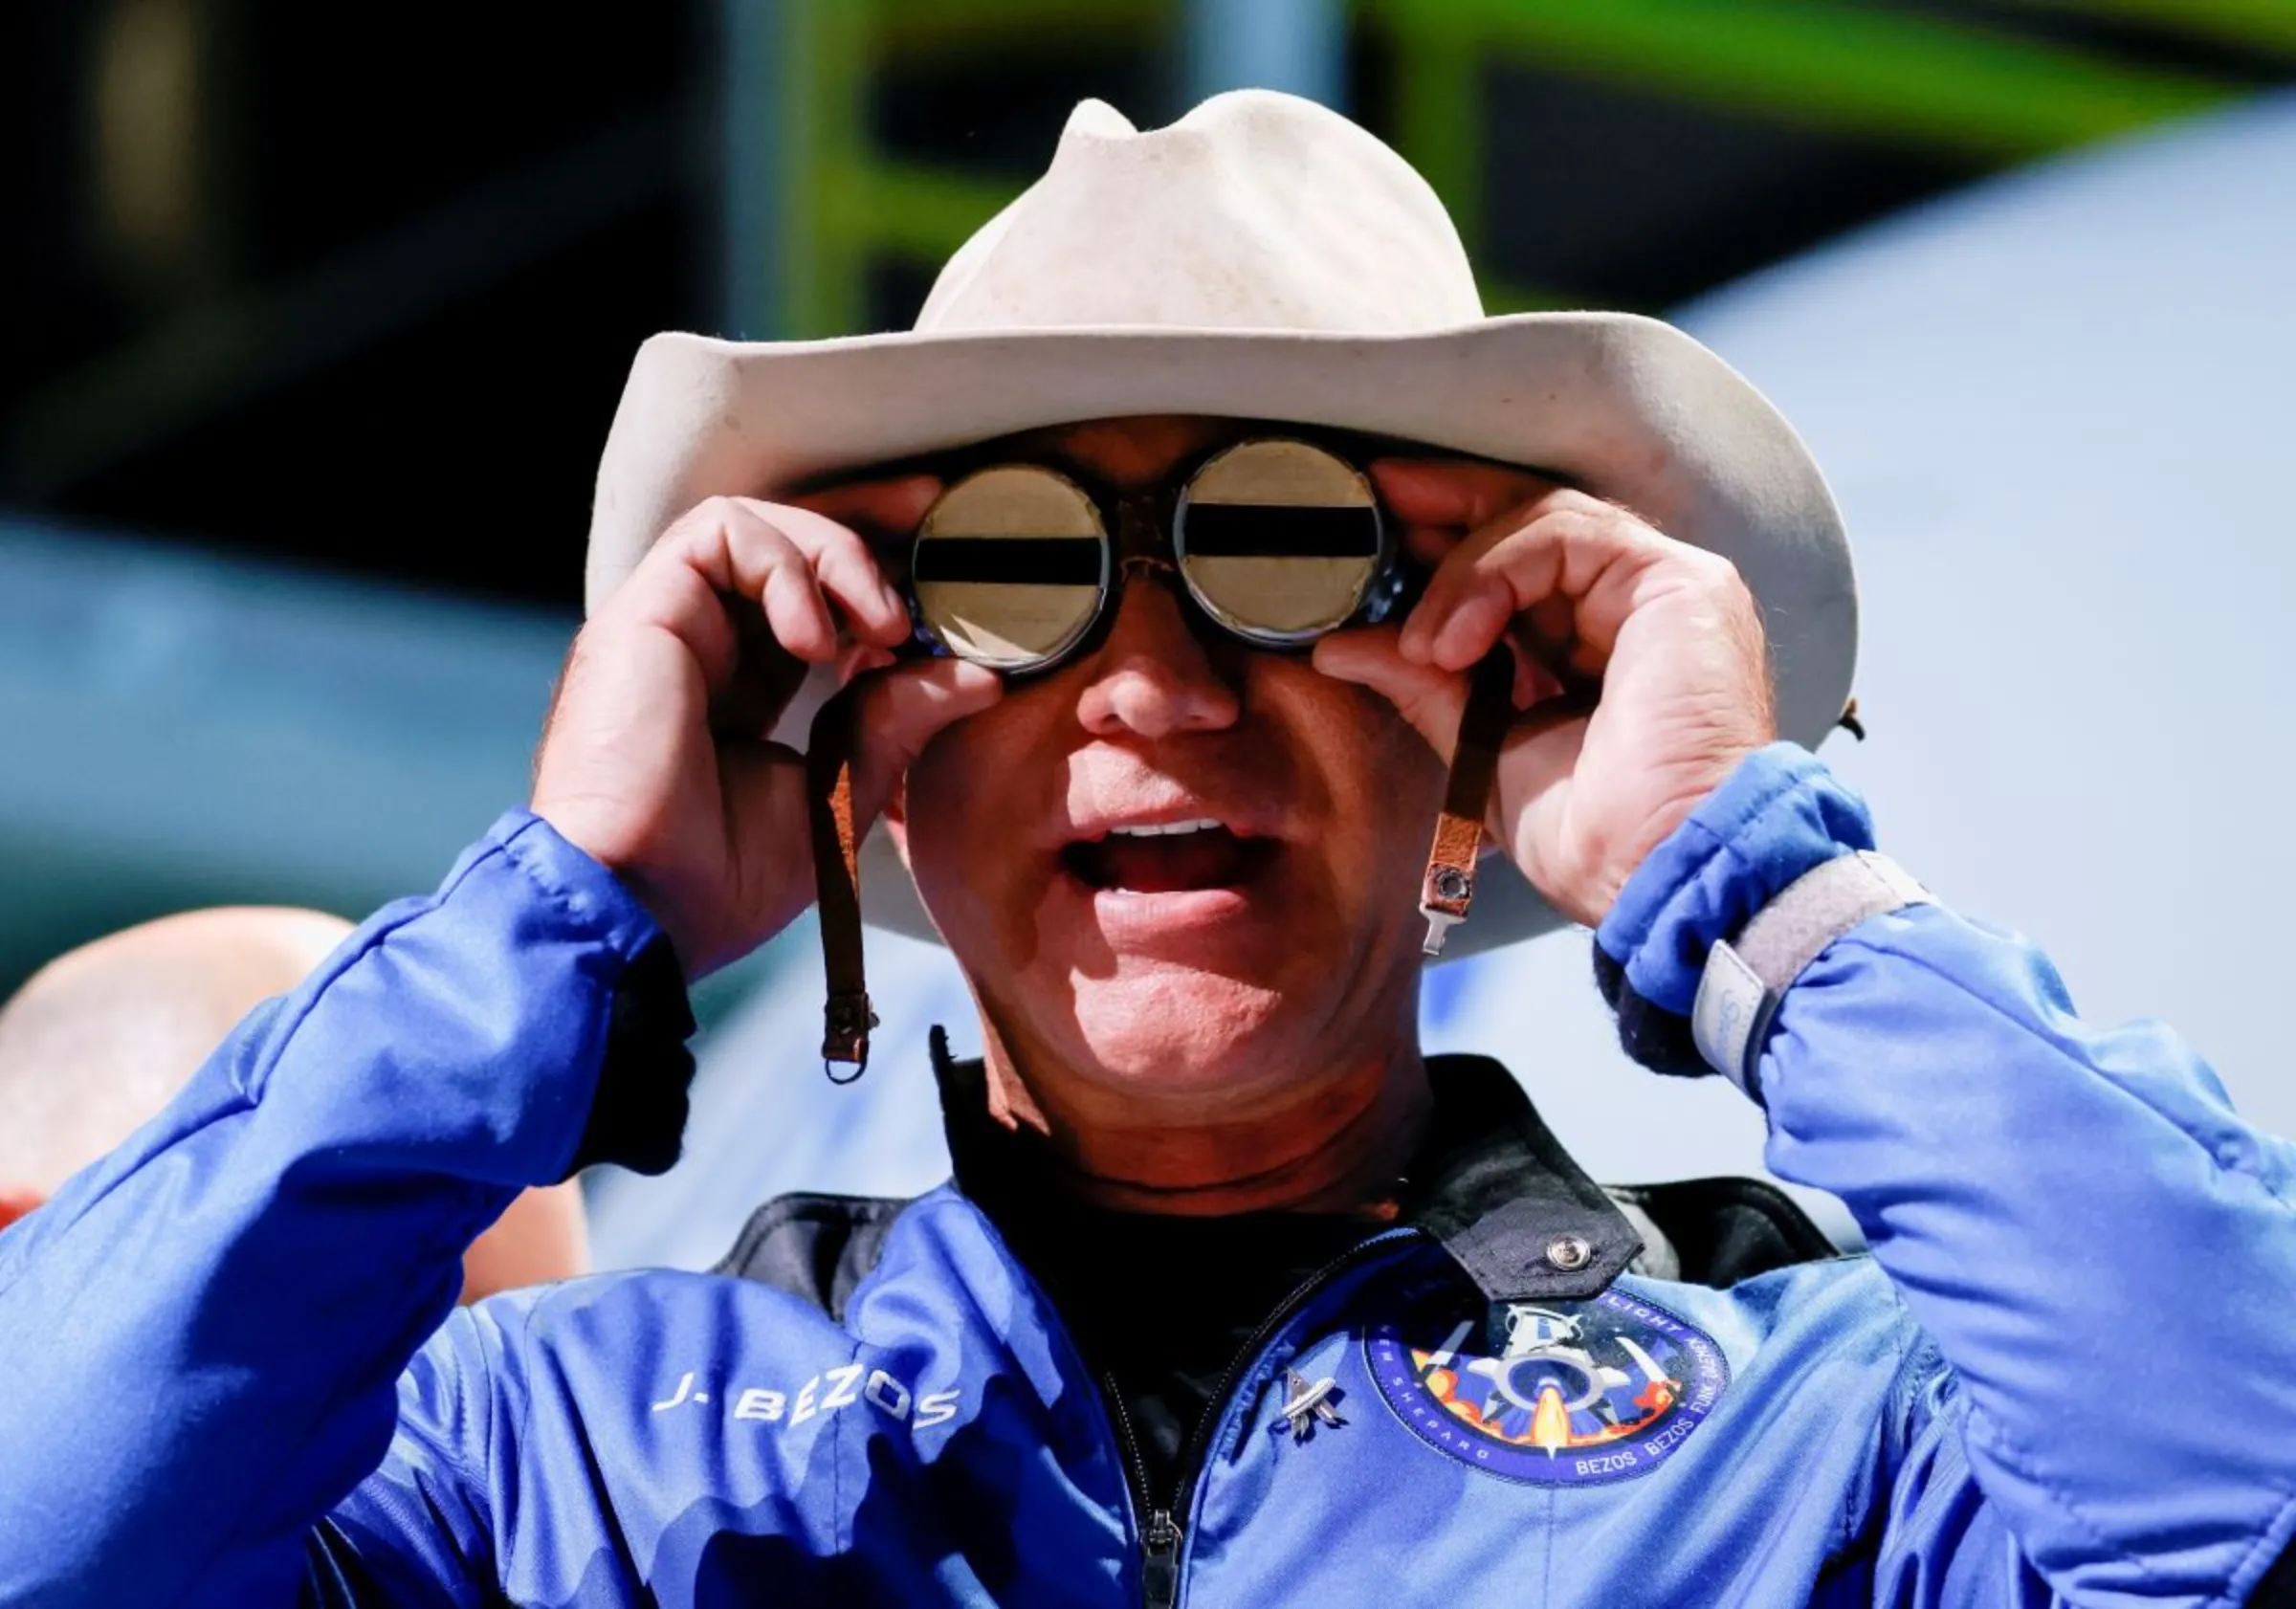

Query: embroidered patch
left=1366, top=1289, right=1729, bottom=1485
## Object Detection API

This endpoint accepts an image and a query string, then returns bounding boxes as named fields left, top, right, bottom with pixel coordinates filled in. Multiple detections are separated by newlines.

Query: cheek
left=898, top=690, right=1062, bottom=943
left=1269, top=669, right=1446, bottom=854
left=904, top=713, right=1005, bottom=880
left=1365, top=694, right=1447, bottom=817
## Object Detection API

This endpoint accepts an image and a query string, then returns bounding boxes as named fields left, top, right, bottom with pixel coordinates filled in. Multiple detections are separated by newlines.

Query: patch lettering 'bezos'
left=1366, top=1289, right=1729, bottom=1485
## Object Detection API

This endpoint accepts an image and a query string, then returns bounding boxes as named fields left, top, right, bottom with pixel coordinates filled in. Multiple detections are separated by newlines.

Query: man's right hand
left=531, top=479, right=1002, bottom=977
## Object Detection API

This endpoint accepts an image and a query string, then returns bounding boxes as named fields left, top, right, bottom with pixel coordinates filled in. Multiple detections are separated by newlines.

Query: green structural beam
left=778, top=0, right=875, bottom=339
left=1363, top=0, right=2235, bottom=162
left=1392, top=26, right=1485, bottom=253
left=823, top=161, right=1024, bottom=272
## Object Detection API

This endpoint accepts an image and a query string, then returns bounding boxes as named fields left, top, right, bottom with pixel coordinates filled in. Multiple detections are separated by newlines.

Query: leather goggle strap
left=1419, top=647, right=1515, bottom=955
left=807, top=687, right=875, bottom=1079
left=1419, top=646, right=1600, bottom=956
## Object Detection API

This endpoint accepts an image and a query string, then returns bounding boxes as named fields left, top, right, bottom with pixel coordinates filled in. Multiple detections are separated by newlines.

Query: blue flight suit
left=0, top=746, right=2289, bottom=1606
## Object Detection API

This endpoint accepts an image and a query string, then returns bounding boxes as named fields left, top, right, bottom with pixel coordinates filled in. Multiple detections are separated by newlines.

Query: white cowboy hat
left=585, top=89, right=1858, bottom=958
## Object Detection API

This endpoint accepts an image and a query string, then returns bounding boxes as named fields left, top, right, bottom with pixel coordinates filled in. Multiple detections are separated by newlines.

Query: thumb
left=1369, top=457, right=1551, bottom=530
left=1313, top=626, right=1468, bottom=762
left=848, top=658, right=1004, bottom=827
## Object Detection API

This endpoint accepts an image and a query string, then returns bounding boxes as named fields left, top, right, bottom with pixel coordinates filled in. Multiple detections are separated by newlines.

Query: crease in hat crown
left=914, top=90, right=1487, bottom=338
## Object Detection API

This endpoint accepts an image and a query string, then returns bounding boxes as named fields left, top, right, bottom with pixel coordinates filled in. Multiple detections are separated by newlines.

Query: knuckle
left=1525, top=501, right=1602, bottom=551
left=668, top=496, right=783, bottom=566
left=682, top=494, right=750, bottom=534
left=765, top=501, right=836, bottom=553
left=1684, top=545, right=1748, bottom=592
left=1541, top=492, right=1665, bottom=552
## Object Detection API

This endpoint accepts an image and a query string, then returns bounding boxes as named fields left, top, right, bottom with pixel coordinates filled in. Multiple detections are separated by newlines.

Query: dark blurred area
left=10, top=0, right=2290, bottom=612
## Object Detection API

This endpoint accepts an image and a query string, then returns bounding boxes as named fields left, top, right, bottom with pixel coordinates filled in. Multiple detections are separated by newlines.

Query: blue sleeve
left=0, top=811, right=676, bottom=1608
left=303, top=1311, right=507, bottom=1608
left=1599, top=745, right=2296, bottom=1608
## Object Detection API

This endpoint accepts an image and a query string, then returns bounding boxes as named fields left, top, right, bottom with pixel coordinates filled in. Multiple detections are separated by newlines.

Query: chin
left=1060, top=959, right=1319, bottom=1094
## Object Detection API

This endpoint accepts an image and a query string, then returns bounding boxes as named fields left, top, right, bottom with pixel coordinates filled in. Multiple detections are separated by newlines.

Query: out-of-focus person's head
left=0, top=907, right=589, bottom=1301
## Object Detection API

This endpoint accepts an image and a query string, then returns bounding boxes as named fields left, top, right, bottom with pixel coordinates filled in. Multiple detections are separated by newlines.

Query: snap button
left=1544, top=1234, right=1592, bottom=1271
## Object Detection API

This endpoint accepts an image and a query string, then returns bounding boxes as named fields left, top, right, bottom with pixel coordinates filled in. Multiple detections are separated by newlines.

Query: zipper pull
left=1141, top=1509, right=1182, bottom=1609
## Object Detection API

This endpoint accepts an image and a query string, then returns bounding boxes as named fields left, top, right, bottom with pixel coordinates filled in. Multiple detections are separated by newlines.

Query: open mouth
left=1059, top=819, right=1278, bottom=894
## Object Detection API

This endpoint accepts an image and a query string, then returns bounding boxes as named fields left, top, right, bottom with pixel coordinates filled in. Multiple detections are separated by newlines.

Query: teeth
left=1107, top=817, right=1223, bottom=839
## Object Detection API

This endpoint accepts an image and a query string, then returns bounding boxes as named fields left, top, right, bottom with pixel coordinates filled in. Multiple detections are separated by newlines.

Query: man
left=0, top=907, right=590, bottom=1303
left=2, top=90, right=2290, bottom=1607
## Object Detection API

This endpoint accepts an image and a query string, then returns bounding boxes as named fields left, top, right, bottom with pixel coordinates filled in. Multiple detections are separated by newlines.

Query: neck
left=970, top=1019, right=1433, bottom=1220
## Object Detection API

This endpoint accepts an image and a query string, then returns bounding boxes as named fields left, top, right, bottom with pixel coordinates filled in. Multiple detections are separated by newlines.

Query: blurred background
left=5, top=0, right=2293, bottom=1265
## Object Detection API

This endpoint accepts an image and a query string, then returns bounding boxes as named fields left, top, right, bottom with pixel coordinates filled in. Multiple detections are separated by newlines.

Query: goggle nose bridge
left=1113, top=493, right=1181, bottom=584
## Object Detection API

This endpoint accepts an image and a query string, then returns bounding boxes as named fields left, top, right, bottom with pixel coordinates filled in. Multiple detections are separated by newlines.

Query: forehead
left=991, top=415, right=1243, bottom=490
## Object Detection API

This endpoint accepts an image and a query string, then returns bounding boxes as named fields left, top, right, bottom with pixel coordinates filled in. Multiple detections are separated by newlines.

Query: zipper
left=1139, top=1504, right=1182, bottom=1609
left=1101, top=1227, right=1422, bottom=1609
left=1103, top=1378, right=1176, bottom=1608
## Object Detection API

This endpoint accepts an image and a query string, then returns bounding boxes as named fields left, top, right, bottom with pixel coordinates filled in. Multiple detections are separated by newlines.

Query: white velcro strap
left=1690, top=851, right=1932, bottom=1094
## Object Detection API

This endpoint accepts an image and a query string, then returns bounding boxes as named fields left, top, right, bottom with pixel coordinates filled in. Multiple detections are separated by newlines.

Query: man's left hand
left=1314, top=458, right=1775, bottom=928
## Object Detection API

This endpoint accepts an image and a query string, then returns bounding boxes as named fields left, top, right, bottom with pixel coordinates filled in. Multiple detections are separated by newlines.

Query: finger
left=1406, top=498, right=1662, bottom=673
left=1397, top=520, right=1465, bottom=569
left=836, top=642, right=901, bottom=686
left=709, top=734, right=814, bottom=970
left=1529, top=591, right=1576, bottom=651
left=1491, top=713, right=1592, bottom=886
left=648, top=497, right=840, bottom=667
left=847, top=659, right=1004, bottom=828
left=711, top=593, right=810, bottom=738
left=757, top=539, right=841, bottom=664
left=1394, top=492, right=1568, bottom=669
left=1370, top=457, right=1556, bottom=531
left=1312, top=628, right=1470, bottom=761
left=789, top=474, right=941, bottom=538
left=736, top=499, right=912, bottom=650
left=1399, top=513, right=1559, bottom=671
left=1318, top=626, right=1593, bottom=858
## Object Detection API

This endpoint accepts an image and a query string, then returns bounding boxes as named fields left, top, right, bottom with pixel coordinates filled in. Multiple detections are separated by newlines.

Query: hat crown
left=916, top=91, right=1485, bottom=336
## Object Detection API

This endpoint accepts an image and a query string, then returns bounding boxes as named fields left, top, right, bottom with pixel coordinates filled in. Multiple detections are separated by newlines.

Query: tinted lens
left=912, top=466, right=1110, bottom=671
left=1173, top=439, right=1382, bottom=643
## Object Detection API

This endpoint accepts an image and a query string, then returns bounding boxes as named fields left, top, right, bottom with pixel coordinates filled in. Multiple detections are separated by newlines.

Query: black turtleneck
left=998, top=1197, right=1376, bottom=1504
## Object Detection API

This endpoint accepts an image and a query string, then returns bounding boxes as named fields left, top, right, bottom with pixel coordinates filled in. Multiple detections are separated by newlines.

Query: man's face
left=887, top=417, right=1447, bottom=1110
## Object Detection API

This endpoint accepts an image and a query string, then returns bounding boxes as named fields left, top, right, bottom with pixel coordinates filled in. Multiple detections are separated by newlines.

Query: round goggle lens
left=1174, top=439, right=1382, bottom=644
left=912, top=466, right=1109, bottom=671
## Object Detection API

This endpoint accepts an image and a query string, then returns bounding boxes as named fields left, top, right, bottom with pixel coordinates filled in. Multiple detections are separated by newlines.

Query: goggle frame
left=895, top=430, right=1423, bottom=678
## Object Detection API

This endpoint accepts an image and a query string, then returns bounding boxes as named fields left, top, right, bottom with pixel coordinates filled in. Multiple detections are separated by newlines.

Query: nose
left=1073, top=575, right=1242, bottom=738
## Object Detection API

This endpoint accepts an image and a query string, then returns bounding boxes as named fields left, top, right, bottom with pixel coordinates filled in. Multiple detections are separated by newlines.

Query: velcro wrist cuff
left=1691, top=850, right=1931, bottom=1098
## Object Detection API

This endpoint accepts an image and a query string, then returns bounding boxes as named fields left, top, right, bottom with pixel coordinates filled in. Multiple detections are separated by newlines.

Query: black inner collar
left=927, top=1029, right=1643, bottom=1305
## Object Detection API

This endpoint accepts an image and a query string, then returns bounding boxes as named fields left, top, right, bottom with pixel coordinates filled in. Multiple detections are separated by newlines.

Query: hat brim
left=588, top=313, right=1856, bottom=958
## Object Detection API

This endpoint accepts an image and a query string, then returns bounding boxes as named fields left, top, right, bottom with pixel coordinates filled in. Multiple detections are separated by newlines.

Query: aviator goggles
left=901, top=433, right=1414, bottom=674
